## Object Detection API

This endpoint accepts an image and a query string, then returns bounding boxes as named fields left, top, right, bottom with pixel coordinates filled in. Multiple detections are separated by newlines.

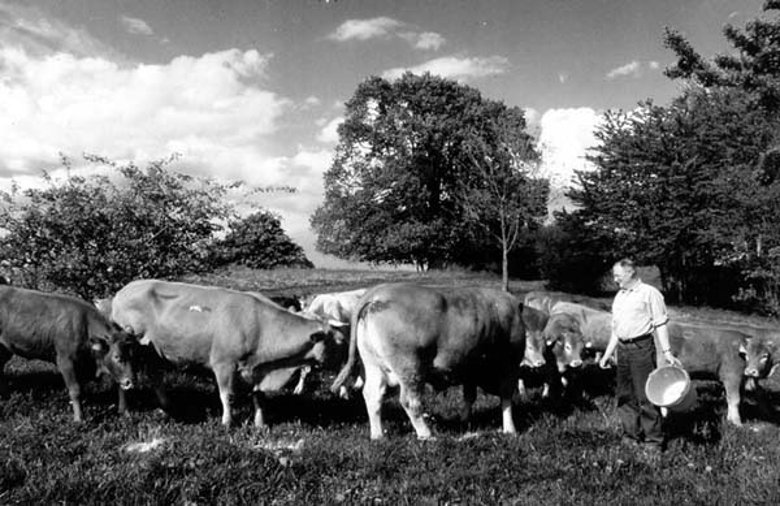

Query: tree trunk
left=501, top=242, right=509, bottom=292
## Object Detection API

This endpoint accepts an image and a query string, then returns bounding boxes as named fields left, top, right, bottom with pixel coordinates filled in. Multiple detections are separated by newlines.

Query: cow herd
left=1, top=280, right=778, bottom=439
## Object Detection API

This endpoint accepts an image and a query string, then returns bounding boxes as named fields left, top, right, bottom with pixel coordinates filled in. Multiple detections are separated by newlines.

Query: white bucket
left=645, top=365, right=697, bottom=412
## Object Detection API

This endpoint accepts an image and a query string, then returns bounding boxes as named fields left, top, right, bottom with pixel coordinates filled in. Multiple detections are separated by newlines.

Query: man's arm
left=655, top=323, right=682, bottom=367
left=599, top=332, right=620, bottom=369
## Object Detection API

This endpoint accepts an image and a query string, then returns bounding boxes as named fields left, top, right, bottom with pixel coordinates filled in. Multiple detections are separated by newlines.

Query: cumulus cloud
left=328, top=17, right=402, bottom=41
left=329, top=17, right=445, bottom=51
left=120, top=15, right=153, bottom=36
left=382, top=55, right=509, bottom=81
left=316, top=117, right=343, bottom=144
left=0, top=46, right=291, bottom=186
left=606, top=60, right=660, bottom=80
left=537, top=108, right=602, bottom=216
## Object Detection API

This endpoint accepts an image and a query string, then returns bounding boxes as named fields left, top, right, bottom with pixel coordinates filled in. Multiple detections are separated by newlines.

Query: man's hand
left=663, top=350, right=682, bottom=367
left=599, top=355, right=613, bottom=369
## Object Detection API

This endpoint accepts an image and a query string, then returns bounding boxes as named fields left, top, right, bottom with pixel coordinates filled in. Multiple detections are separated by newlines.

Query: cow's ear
left=585, top=341, right=593, bottom=348
left=328, top=320, right=348, bottom=329
left=738, top=342, right=747, bottom=357
left=546, top=339, right=554, bottom=347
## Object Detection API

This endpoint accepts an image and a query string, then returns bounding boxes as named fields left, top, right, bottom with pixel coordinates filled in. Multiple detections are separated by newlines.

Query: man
left=599, top=259, right=681, bottom=457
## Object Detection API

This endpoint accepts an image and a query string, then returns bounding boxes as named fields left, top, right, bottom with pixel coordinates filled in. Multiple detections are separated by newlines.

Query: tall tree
left=312, top=72, right=542, bottom=272
left=459, top=104, right=547, bottom=291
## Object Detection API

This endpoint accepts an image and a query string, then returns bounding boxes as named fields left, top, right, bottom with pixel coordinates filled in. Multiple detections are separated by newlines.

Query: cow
left=299, top=288, right=368, bottom=396
left=664, top=321, right=755, bottom=426
left=548, top=301, right=613, bottom=359
left=740, top=326, right=780, bottom=380
left=523, top=290, right=610, bottom=316
left=303, top=288, right=367, bottom=322
left=110, top=279, right=348, bottom=427
left=0, top=285, right=137, bottom=422
left=331, top=283, right=526, bottom=440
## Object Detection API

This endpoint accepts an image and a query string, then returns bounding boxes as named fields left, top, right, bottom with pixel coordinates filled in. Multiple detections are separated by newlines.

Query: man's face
left=612, top=265, right=634, bottom=289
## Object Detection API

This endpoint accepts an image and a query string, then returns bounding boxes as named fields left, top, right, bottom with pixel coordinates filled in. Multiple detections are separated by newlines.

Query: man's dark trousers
left=616, top=335, right=663, bottom=447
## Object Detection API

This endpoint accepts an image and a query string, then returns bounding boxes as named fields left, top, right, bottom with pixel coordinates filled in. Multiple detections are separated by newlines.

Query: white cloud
left=537, top=108, right=602, bottom=216
left=605, top=60, right=661, bottom=80
left=382, top=55, right=509, bottom=81
left=400, top=31, right=446, bottom=51
left=328, top=17, right=402, bottom=41
left=0, top=46, right=291, bottom=186
left=0, top=2, right=122, bottom=60
left=558, top=72, right=568, bottom=84
left=329, top=17, right=445, bottom=51
left=316, top=117, right=343, bottom=144
left=120, top=15, right=153, bottom=36
left=606, top=60, right=641, bottom=80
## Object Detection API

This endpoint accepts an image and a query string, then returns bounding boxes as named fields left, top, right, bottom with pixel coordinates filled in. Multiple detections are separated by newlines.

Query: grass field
left=2, top=268, right=780, bottom=505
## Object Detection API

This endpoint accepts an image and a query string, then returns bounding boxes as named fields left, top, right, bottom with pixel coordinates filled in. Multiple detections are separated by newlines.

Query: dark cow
left=0, top=285, right=136, bottom=422
left=110, top=280, right=348, bottom=427
left=331, top=283, right=526, bottom=440
left=664, top=321, right=754, bottom=425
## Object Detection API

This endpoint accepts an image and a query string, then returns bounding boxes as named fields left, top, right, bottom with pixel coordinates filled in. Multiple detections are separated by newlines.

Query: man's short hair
left=613, top=258, right=636, bottom=273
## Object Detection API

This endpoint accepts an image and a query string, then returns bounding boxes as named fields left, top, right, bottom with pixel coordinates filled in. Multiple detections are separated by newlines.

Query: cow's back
left=111, top=280, right=259, bottom=365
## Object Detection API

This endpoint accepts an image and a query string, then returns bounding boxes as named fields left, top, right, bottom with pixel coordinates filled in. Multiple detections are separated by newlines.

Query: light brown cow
left=0, top=285, right=136, bottom=422
left=332, top=283, right=526, bottom=440
left=110, top=280, right=347, bottom=427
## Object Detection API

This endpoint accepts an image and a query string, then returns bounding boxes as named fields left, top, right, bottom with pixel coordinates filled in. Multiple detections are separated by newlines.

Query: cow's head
left=543, top=313, right=585, bottom=372
left=521, top=305, right=548, bottom=368
left=307, top=320, right=350, bottom=369
left=741, top=336, right=779, bottom=379
left=91, top=324, right=138, bottom=390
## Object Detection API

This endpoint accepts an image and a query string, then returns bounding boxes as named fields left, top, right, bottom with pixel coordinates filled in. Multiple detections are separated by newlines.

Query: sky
left=0, top=0, right=767, bottom=267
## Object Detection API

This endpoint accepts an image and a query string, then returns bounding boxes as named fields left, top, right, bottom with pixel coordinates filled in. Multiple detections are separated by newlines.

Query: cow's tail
left=330, top=297, right=370, bottom=394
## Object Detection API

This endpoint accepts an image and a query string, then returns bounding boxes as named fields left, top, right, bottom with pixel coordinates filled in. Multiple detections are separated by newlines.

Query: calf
left=666, top=321, right=753, bottom=425
left=110, top=280, right=348, bottom=427
left=0, top=285, right=136, bottom=422
left=332, top=283, right=526, bottom=440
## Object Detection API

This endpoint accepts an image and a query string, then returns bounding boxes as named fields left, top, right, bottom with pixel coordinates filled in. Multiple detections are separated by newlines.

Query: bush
left=212, top=211, right=313, bottom=270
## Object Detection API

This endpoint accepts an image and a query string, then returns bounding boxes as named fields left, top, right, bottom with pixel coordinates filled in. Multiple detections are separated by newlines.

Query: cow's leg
left=361, top=363, right=387, bottom=440
left=499, top=379, right=518, bottom=434
left=0, top=346, right=11, bottom=397
left=722, top=372, right=743, bottom=426
left=56, top=356, right=84, bottom=422
left=117, top=386, right=129, bottom=416
left=212, top=362, right=235, bottom=426
left=461, top=383, right=476, bottom=425
left=398, top=377, right=432, bottom=440
left=292, top=365, right=310, bottom=395
left=252, top=387, right=268, bottom=429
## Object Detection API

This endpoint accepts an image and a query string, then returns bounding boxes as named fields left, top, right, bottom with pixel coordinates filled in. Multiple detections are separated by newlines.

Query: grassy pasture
left=2, top=268, right=780, bottom=505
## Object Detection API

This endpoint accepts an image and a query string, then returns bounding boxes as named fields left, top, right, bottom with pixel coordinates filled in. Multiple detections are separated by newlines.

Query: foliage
left=563, top=89, right=777, bottom=304
left=311, top=72, right=545, bottom=273
left=536, top=213, right=613, bottom=294
left=0, top=154, right=235, bottom=299
left=458, top=103, right=548, bottom=290
left=664, top=0, right=780, bottom=112
left=212, top=211, right=313, bottom=270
